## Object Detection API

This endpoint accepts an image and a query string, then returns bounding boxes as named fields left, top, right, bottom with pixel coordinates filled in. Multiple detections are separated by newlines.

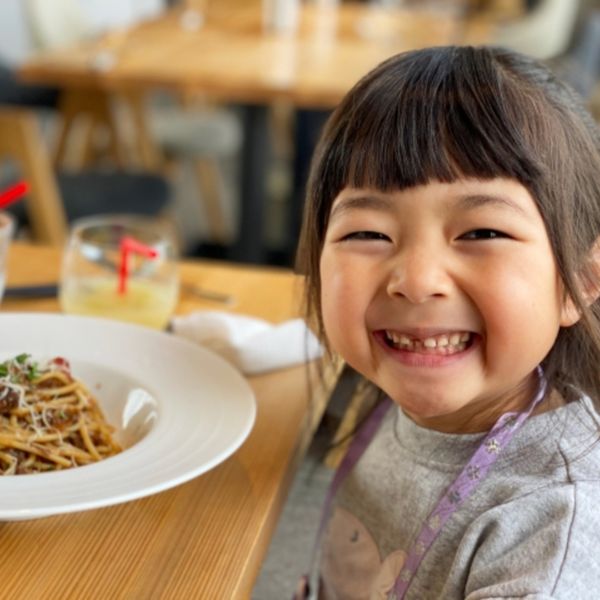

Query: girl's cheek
left=321, top=274, right=361, bottom=350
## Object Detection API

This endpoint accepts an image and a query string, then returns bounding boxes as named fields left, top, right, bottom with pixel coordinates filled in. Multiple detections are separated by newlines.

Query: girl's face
left=320, top=178, right=578, bottom=433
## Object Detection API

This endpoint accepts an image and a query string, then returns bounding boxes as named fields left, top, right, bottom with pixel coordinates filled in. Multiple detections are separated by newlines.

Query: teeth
left=385, top=331, right=472, bottom=354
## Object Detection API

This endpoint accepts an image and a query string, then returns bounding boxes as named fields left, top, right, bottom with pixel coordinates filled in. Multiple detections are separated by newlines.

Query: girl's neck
left=405, top=376, right=563, bottom=434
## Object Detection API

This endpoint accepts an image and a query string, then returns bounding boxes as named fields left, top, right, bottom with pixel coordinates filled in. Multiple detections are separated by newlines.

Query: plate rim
left=0, top=312, right=256, bottom=519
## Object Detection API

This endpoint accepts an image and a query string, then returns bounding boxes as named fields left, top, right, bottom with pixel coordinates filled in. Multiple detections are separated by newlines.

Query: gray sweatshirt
left=317, top=396, right=600, bottom=600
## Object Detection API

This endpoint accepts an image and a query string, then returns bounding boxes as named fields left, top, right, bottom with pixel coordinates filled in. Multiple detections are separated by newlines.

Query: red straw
left=0, top=181, right=29, bottom=209
left=118, top=235, right=159, bottom=294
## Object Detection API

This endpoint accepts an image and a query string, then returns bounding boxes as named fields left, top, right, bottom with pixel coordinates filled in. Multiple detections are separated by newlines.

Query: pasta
left=0, top=354, right=121, bottom=475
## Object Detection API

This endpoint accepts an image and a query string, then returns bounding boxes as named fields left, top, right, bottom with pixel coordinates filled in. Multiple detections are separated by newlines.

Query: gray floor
left=252, top=425, right=335, bottom=600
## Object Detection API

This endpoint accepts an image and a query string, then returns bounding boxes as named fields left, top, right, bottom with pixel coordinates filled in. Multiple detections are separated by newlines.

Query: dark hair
left=297, top=45, right=600, bottom=405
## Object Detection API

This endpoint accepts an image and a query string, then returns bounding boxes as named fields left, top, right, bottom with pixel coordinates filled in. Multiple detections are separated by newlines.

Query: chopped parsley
left=0, top=354, right=40, bottom=383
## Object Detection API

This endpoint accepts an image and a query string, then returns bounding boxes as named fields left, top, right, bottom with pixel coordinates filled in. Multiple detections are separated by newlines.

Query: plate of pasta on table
left=0, top=312, right=256, bottom=520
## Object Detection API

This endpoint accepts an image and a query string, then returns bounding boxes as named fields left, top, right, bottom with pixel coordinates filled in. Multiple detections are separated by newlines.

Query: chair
left=0, top=107, right=170, bottom=245
left=26, top=0, right=91, bottom=51
left=546, top=8, right=600, bottom=100
left=491, top=0, right=582, bottom=60
left=25, top=0, right=242, bottom=244
left=0, top=62, right=59, bottom=110
left=147, top=96, right=241, bottom=244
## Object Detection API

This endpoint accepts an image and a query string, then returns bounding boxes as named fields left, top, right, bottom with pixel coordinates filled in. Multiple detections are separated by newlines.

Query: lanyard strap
left=313, top=396, right=393, bottom=554
left=305, top=368, right=547, bottom=600
left=392, top=368, right=547, bottom=598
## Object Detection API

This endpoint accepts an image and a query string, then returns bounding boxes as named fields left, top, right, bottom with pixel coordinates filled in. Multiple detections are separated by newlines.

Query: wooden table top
left=0, top=242, right=334, bottom=599
left=19, top=1, right=509, bottom=108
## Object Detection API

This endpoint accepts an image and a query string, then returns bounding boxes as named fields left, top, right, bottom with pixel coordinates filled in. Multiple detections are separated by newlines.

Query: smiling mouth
left=383, top=331, right=474, bottom=355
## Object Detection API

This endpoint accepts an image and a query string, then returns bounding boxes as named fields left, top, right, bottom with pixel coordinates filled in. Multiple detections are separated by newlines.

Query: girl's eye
left=341, top=231, right=391, bottom=242
left=459, top=229, right=509, bottom=241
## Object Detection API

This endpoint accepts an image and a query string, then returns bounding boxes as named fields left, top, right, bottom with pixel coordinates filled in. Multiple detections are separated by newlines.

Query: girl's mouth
left=382, top=330, right=474, bottom=355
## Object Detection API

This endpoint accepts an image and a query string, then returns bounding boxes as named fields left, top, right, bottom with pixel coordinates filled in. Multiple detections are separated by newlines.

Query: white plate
left=0, top=312, right=256, bottom=520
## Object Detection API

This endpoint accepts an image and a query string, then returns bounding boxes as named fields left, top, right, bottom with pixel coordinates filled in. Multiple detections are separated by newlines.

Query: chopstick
left=3, top=284, right=58, bottom=299
left=3, top=283, right=235, bottom=305
left=183, top=284, right=235, bottom=306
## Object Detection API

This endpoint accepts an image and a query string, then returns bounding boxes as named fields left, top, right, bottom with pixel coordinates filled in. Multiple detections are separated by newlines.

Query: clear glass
left=59, top=215, right=180, bottom=330
left=0, top=212, right=14, bottom=303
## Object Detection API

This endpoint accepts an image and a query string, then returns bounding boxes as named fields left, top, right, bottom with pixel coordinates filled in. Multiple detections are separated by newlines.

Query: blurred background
left=0, top=0, right=598, bottom=270
left=1, top=2, right=599, bottom=598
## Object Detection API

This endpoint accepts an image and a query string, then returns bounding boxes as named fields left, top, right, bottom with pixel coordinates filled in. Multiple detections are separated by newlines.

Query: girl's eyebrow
left=329, top=191, right=530, bottom=221
left=456, top=193, right=528, bottom=216
left=329, top=195, right=394, bottom=220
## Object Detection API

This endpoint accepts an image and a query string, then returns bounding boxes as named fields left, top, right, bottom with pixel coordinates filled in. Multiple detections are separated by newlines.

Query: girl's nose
left=386, top=247, right=451, bottom=304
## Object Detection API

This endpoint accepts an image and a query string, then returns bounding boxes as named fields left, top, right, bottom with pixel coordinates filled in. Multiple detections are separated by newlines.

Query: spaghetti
left=0, top=354, right=121, bottom=475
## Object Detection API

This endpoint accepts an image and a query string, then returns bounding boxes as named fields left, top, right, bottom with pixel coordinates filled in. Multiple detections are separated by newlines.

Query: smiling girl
left=296, top=46, right=600, bottom=599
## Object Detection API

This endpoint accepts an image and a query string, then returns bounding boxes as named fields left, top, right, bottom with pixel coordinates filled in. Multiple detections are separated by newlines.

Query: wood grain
left=0, top=110, right=68, bottom=245
left=0, top=243, right=334, bottom=599
left=18, top=2, right=509, bottom=108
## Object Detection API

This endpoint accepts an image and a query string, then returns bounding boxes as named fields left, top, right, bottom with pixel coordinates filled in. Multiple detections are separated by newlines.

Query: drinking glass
left=59, top=215, right=180, bottom=330
left=0, top=212, right=14, bottom=303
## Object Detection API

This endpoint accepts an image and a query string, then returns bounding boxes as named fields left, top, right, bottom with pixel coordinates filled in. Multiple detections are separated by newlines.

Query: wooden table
left=0, top=242, right=335, bottom=599
left=18, top=1, right=513, bottom=263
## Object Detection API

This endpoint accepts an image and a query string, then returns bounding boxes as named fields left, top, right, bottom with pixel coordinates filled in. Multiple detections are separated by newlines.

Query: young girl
left=296, top=46, right=600, bottom=599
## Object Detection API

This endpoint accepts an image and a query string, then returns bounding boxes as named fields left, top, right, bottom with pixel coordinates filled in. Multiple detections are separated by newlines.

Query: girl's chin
left=383, top=392, right=479, bottom=432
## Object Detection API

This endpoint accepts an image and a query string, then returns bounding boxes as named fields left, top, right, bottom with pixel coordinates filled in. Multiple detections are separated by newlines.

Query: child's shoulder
left=462, top=477, right=600, bottom=598
left=519, top=394, right=600, bottom=473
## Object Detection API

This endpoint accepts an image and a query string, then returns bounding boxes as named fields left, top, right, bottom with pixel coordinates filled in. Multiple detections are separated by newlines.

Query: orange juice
left=60, top=277, right=178, bottom=329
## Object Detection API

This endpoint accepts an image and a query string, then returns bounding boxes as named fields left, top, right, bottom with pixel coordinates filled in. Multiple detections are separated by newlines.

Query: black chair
left=0, top=64, right=171, bottom=242
left=0, top=62, right=59, bottom=109
left=3, top=169, right=170, bottom=230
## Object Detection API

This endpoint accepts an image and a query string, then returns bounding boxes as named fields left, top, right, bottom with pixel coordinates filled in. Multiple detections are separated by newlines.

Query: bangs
left=317, top=46, right=550, bottom=199
left=300, top=44, right=600, bottom=408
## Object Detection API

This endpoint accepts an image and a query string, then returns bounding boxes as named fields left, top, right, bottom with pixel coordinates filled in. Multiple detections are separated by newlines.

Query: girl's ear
left=560, top=238, right=600, bottom=327
left=560, top=298, right=581, bottom=327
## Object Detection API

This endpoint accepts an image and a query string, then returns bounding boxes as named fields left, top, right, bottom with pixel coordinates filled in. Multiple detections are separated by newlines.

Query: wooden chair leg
left=0, top=108, right=67, bottom=245
left=324, top=372, right=378, bottom=469
left=194, top=158, right=233, bottom=244
left=53, top=88, right=128, bottom=169
left=118, top=90, right=165, bottom=171
left=52, top=108, right=75, bottom=168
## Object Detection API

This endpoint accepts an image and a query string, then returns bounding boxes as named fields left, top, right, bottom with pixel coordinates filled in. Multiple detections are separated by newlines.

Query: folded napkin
left=171, top=311, right=323, bottom=375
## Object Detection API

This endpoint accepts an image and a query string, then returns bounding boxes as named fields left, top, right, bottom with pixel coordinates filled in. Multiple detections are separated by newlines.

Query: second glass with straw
left=59, top=215, right=180, bottom=330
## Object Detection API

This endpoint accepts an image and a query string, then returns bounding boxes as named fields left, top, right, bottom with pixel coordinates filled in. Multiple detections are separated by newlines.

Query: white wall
left=0, top=0, right=166, bottom=65
left=81, top=0, right=165, bottom=35
left=0, top=0, right=36, bottom=65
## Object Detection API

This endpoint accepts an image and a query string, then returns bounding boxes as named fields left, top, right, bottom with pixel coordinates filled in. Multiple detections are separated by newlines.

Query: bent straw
left=0, top=181, right=29, bottom=209
left=118, top=235, right=158, bottom=295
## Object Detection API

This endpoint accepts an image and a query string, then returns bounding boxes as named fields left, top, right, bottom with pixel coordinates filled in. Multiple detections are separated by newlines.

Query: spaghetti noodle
left=0, top=354, right=121, bottom=475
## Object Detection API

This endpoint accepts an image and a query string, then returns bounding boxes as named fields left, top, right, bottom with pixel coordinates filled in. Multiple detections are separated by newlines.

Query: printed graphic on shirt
left=320, top=506, right=406, bottom=600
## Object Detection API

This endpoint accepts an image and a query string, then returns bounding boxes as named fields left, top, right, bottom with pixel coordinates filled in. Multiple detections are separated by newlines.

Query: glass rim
left=0, top=211, right=15, bottom=236
left=68, top=214, right=177, bottom=253
left=70, top=213, right=173, bottom=232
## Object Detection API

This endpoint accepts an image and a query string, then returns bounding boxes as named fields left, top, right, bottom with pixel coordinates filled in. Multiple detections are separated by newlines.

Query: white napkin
left=171, top=311, right=323, bottom=375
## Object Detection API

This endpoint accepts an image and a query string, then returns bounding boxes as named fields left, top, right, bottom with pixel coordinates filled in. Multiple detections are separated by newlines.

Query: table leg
left=54, top=89, right=126, bottom=169
left=231, top=104, right=271, bottom=264
left=288, top=108, right=330, bottom=264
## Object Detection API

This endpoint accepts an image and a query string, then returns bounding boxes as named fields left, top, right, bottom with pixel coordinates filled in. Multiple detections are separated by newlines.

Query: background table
left=18, top=2, right=511, bottom=264
left=0, top=242, right=335, bottom=599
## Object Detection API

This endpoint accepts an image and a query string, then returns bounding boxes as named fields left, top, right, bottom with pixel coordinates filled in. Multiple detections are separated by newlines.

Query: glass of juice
left=59, top=215, right=180, bottom=330
left=0, top=212, right=14, bottom=303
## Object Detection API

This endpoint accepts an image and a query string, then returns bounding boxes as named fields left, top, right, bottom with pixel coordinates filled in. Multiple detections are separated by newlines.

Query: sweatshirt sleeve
left=462, top=481, right=600, bottom=600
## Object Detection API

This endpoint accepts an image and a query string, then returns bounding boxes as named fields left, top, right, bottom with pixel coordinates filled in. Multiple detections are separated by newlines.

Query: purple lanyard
left=308, top=368, right=547, bottom=600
